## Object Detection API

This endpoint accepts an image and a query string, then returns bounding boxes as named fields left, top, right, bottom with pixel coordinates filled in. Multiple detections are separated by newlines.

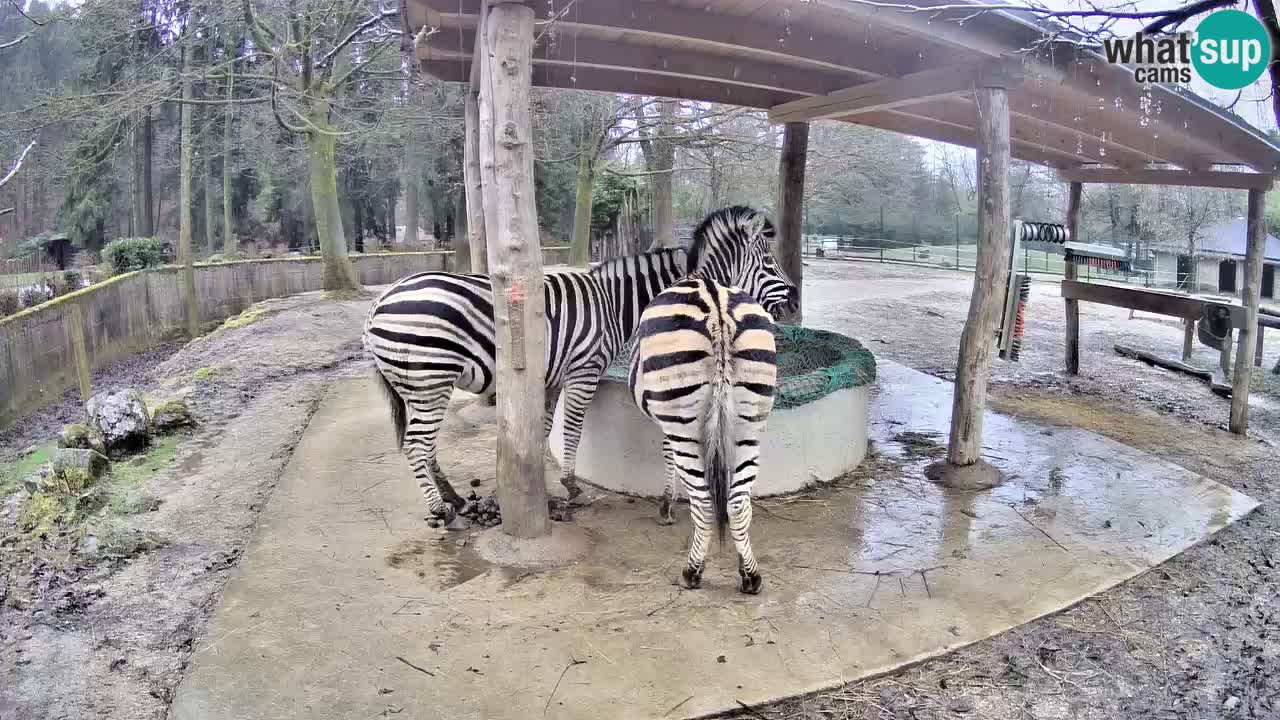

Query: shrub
left=62, top=270, right=83, bottom=291
left=102, top=237, right=168, bottom=275
left=19, top=285, right=52, bottom=309
left=0, top=289, right=19, bottom=318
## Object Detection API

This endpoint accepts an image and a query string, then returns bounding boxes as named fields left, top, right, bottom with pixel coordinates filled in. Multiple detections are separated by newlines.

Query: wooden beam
left=424, top=57, right=807, bottom=110
left=776, top=121, right=808, bottom=324
left=1061, top=280, right=1248, bottom=326
left=479, top=2, right=551, bottom=538
left=1064, top=182, right=1082, bottom=375
left=947, top=84, right=1012, bottom=468
left=1230, top=188, right=1267, bottom=434
left=1058, top=167, right=1275, bottom=191
left=849, top=110, right=1084, bottom=169
left=769, top=58, right=1022, bottom=124
left=425, top=29, right=856, bottom=98
left=416, top=0, right=928, bottom=81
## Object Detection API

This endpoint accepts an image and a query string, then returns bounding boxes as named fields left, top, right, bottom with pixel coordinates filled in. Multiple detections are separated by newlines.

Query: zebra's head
left=688, top=206, right=799, bottom=320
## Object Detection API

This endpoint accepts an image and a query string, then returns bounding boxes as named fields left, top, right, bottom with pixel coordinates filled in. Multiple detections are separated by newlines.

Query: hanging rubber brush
left=999, top=273, right=1032, bottom=361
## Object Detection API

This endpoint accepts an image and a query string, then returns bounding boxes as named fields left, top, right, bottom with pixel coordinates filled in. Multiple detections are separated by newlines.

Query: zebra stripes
left=364, top=248, right=686, bottom=522
left=628, top=206, right=797, bottom=594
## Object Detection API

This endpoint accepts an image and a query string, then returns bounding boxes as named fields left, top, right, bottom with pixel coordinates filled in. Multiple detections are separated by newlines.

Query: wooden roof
left=402, top=0, right=1280, bottom=183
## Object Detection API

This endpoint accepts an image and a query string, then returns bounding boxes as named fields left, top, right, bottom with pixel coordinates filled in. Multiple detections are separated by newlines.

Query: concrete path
left=171, top=363, right=1257, bottom=720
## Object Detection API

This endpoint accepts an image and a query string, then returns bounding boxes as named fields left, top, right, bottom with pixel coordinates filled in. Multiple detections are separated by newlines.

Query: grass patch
left=220, top=304, right=277, bottom=330
left=0, top=442, right=55, bottom=497
left=106, top=434, right=179, bottom=515
left=193, top=364, right=232, bottom=382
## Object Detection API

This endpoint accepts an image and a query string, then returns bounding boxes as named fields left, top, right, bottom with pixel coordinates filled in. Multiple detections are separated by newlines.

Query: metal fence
left=801, top=234, right=1188, bottom=288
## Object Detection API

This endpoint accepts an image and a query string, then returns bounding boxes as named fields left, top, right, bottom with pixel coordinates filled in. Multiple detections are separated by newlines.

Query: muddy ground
left=1, top=262, right=1279, bottom=719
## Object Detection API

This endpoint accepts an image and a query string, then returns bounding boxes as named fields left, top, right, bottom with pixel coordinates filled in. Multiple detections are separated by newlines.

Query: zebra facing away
left=363, top=206, right=791, bottom=525
left=628, top=208, right=797, bottom=594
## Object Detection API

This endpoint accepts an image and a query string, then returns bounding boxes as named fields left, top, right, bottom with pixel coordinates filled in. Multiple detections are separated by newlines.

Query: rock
left=59, top=422, right=106, bottom=454
left=1224, top=696, right=1241, bottom=711
left=86, top=389, right=151, bottom=456
left=20, top=464, right=51, bottom=494
left=948, top=696, right=976, bottom=714
left=20, top=444, right=37, bottom=457
left=151, top=398, right=194, bottom=433
left=49, top=448, right=110, bottom=494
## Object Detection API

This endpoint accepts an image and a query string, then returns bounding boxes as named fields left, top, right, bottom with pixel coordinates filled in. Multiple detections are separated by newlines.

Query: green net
left=603, top=324, right=877, bottom=410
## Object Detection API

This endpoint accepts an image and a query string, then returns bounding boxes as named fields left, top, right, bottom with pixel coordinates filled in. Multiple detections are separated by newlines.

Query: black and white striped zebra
left=628, top=206, right=796, bottom=594
left=363, top=206, right=790, bottom=525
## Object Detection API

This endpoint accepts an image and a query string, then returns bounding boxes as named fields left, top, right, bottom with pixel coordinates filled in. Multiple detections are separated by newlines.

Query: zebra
left=628, top=206, right=796, bottom=595
left=362, top=206, right=789, bottom=525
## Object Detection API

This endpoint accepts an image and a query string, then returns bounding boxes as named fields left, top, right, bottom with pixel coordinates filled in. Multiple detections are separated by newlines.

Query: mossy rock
left=151, top=398, right=194, bottom=433
left=59, top=423, right=107, bottom=454
left=193, top=365, right=231, bottom=383
left=49, top=448, right=110, bottom=494
left=19, top=491, right=70, bottom=537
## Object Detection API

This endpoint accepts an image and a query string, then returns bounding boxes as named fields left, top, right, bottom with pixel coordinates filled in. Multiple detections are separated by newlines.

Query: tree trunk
left=223, top=66, right=236, bottom=256
left=641, top=99, right=677, bottom=249
left=140, top=108, right=154, bottom=237
left=479, top=2, right=550, bottom=539
left=179, top=37, right=200, bottom=337
left=570, top=148, right=594, bottom=266
left=404, top=164, right=419, bottom=248
left=307, top=104, right=361, bottom=292
left=1231, top=189, right=1267, bottom=433
left=1064, top=182, right=1082, bottom=374
left=776, top=121, right=808, bottom=324
left=386, top=190, right=396, bottom=247
left=464, top=89, right=487, bottom=272
left=453, top=190, right=470, bottom=271
left=946, top=85, right=1011, bottom=470
left=132, top=124, right=145, bottom=237
left=204, top=127, right=217, bottom=255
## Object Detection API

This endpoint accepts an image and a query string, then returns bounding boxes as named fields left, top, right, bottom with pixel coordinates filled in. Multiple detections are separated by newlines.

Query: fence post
left=65, top=303, right=92, bottom=403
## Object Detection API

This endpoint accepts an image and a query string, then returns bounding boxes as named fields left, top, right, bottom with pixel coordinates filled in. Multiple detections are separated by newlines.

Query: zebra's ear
left=745, top=212, right=768, bottom=244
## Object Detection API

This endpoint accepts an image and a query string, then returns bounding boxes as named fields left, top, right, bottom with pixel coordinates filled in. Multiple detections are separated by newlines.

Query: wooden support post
left=1230, top=188, right=1267, bottom=434
left=945, top=84, right=1011, bottom=470
left=1256, top=325, right=1265, bottom=367
left=464, top=2, right=489, bottom=274
left=65, top=303, right=92, bottom=403
left=479, top=1, right=551, bottom=538
left=776, top=121, right=809, bottom=324
left=1064, top=181, right=1082, bottom=375
left=1182, top=318, right=1195, bottom=361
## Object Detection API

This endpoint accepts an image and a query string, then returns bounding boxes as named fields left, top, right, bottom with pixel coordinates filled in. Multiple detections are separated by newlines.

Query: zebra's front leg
left=657, top=437, right=677, bottom=526
left=554, top=370, right=602, bottom=500
left=404, top=390, right=465, bottom=521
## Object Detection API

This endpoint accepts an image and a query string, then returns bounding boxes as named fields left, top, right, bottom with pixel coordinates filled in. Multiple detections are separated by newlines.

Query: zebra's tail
left=702, top=370, right=734, bottom=544
left=377, top=370, right=407, bottom=449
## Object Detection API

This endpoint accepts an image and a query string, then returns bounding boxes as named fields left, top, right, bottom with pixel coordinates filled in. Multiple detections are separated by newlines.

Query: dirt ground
left=1, top=262, right=1279, bottom=719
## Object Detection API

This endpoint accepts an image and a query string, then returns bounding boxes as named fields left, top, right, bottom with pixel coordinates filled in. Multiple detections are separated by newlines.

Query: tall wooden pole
left=479, top=1, right=550, bottom=538
left=464, top=2, right=489, bottom=274
left=776, top=121, right=809, bottom=324
left=1230, top=188, right=1266, bottom=433
left=1064, top=181, right=1082, bottom=374
left=946, top=85, right=1011, bottom=468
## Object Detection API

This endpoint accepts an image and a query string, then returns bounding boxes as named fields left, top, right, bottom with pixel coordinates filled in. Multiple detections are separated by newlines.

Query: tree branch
left=316, top=9, right=397, bottom=68
left=0, top=139, right=36, bottom=189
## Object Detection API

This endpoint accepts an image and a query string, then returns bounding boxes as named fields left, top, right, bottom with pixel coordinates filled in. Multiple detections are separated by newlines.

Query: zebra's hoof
left=656, top=500, right=676, bottom=526
left=561, top=479, right=583, bottom=500
left=738, top=571, right=764, bottom=595
left=680, top=566, right=703, bottom=590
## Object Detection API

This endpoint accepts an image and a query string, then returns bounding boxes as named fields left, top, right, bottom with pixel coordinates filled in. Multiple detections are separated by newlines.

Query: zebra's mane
left=686, top=205, right=775, bottom=272
left=587, top=246, right=686, bottom=277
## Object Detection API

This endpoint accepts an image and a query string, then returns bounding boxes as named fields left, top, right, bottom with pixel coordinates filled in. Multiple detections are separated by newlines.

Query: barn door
left=1263, top=264, right=1275, bottom=298
left=1218, top=259, right=1238, bottom=294
left=1177, top=255, right=1194, bottom=289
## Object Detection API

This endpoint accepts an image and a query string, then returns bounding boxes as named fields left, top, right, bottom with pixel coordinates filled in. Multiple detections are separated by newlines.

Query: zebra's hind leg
left=676, top=442, right=712, bottom=589
left=554, top=370, right=602, bottom=500
left=657, top=437, right=677, bottom=526
left=731, top=422, right=766, bottom=594
left=730, top=495, right=762, bottom=594
left=402, top=387, right=465, bottom=521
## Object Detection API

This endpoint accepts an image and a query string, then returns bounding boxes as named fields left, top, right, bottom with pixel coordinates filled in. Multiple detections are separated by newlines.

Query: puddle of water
left=386, top=537, right=491, bottom=589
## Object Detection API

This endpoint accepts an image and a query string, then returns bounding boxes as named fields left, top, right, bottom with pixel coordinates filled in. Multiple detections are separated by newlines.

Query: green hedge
left=102, top=237, right=168, bottom=275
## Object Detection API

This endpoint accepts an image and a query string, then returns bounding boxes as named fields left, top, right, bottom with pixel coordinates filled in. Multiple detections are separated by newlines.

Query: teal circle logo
left=1192, top=10, right=1272, bottom=90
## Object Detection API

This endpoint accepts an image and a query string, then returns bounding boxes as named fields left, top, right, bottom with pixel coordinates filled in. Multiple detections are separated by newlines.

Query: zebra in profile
left=363, top=206, right=789, bottom=525
left=628, top=207, right=797, bottom=594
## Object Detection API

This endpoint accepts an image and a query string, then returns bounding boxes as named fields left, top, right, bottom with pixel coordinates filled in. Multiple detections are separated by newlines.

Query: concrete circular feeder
left=550, top=326, right=877, bottom=498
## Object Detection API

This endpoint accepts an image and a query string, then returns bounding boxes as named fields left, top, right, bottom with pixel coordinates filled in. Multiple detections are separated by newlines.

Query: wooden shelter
left=401, top=0, right=1280, bottom=533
